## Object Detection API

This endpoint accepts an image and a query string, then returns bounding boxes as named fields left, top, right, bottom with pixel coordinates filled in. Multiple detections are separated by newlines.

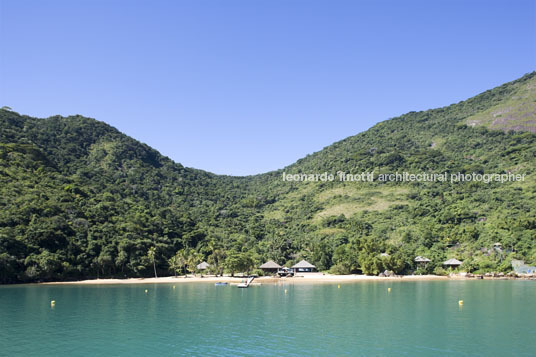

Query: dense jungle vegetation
left=1, top=73, right=535, bottom=283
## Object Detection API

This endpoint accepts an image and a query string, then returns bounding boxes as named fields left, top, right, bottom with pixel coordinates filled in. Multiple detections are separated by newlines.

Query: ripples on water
left=1, top=281, right=535, bottom=356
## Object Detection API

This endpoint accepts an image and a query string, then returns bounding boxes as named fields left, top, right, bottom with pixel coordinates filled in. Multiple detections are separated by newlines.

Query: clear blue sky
left=1, top=0, right=534, bottom=175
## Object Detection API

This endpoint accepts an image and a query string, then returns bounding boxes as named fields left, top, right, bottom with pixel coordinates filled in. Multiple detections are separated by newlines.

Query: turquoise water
left=1, top=280, right=535, bottom=356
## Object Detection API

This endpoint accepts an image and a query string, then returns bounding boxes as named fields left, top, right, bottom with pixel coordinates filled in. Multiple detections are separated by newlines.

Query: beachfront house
left=196, top=261, right=210, bottom=271
left=259, top=260, right=282, bottom=274
left=291, top=260, right=316, bottom=274
left=415, top=256, right=431, bottom=266
left=443, top=258, right=462, bottom=270
left=512, top=259, right=536, bottom=274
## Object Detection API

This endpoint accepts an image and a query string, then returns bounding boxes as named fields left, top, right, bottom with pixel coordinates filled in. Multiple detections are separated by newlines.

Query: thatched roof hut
left=291, top=260, right=316, bottom=273
left=196, top=261, right=210, bottom=270
left=259, top=260, right=282, bottom=272
left=415, top=256, right=431, bottom=263
left=443, top=258, right=462, bottom=267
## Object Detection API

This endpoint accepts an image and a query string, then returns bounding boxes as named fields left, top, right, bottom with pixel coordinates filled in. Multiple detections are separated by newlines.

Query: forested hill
left=1, top=72, right=536, bottom=283
left=0, top=111, right=253, bottom=282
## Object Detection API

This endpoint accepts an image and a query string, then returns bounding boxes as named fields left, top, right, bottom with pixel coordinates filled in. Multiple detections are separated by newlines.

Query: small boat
left=215, top=282, right=228, bottom=286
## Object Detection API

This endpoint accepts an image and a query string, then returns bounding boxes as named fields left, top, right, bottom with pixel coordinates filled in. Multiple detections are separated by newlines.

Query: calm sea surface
left=0, top=280, right=534, bottom=356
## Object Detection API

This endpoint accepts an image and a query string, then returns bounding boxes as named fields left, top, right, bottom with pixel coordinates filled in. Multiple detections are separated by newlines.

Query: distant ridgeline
left=1, top=73, right=536, bottom=283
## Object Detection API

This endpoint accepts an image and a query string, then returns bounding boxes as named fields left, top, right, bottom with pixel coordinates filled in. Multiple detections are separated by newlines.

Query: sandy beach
left=41, top=273, right=451, bottom=285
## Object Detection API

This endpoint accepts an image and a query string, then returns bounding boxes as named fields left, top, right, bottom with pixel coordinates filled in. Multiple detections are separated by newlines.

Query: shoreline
left=35, top=273, right=533, bottom=286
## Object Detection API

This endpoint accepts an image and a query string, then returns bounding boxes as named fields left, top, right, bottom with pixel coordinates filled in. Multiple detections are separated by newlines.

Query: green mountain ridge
left=1, top=73, right=536, bottom=283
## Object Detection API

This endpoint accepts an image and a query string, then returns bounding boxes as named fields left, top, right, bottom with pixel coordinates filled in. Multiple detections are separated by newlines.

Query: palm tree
left=186, top=252, right=202, bottom=277
left=208, top=249, right=226, bottom=276
left=168, top=251, right=186, bottom=277
left=147, top=247, right=157, bottom=278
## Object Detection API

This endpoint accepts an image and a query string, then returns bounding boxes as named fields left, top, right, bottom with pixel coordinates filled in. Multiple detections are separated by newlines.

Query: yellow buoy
left=338, top=284, right=340, bottom=289
left=50, top=300, right=55, bottom=307
left=388, top=288, right=391, bottom=292
left=284, top=289, right=288, bottom=294
left=173, top=286, right=176, bottom=289
left=458, top=300, right=463, bottom=305
left=145, top=289, right=148, bottom=293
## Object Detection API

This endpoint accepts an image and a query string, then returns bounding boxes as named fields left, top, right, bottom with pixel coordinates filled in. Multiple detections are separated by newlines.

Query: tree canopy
left=1, top=73, right=536, bottom=283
